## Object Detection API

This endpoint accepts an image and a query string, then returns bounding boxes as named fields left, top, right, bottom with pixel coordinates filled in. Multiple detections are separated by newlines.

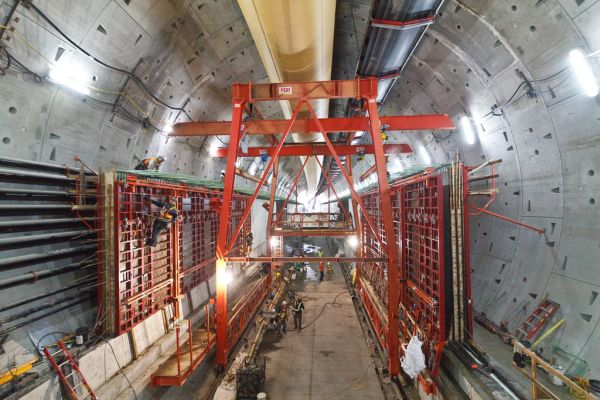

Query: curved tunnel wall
left=0, top=0, right=599, bottom=384
left=340, top=0, right=600, bottom=376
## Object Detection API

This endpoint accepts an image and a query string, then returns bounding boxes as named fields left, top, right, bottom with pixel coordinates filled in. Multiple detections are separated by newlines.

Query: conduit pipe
left=0, top=262, right=95, bottom=289
left=237, top=0, right=336, bottom=198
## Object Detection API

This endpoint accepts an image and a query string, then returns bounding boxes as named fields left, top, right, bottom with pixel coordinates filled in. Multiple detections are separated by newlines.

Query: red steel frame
left=169, top=78, right=455, bottom=374
left=211, top=78, right=429, bottom=374
left=109, top=174, right=250, bottom=335
left=400, top=174, right=445, bottom=377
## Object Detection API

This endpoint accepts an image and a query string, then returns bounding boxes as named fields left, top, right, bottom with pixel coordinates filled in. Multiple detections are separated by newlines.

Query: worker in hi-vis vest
left=145, top=197, right=178, bottom=247
left=135, top=155, right=165, bottom=171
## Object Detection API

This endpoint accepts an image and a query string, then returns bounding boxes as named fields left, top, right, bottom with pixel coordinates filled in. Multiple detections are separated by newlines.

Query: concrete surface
left=258, top=262, right=385, bottom=400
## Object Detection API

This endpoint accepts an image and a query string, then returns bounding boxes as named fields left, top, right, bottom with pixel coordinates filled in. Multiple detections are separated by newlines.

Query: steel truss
left=169, top=78, right=455, bottom=375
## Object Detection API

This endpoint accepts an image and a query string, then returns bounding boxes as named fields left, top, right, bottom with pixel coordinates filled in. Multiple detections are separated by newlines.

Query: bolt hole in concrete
left=2, top=137, right=10, bottom=144
left=8, top=106, right=16, bottom=114
left=589, top=170, right=595, bottom=176
left=590, top=198, right=596, bottom=204
left=512, top=5, right=517, bottom=11
left=530, top=26, right=536, bottom=32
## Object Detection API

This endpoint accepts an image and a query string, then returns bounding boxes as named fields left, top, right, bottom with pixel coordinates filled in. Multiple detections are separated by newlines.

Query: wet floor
left=256, top=250, right=385, bottom=400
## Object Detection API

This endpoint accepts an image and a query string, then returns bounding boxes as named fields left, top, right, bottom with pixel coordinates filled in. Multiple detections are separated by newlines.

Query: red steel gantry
left=171, top=78, right=455, bottom=375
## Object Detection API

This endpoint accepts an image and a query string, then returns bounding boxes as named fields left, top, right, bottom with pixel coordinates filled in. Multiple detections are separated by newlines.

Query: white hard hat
left=282, top=301, right=288, bottom=305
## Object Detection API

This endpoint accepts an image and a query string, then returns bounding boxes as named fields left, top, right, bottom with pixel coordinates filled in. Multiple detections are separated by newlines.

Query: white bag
left=401, top=336, right=427, bottom=379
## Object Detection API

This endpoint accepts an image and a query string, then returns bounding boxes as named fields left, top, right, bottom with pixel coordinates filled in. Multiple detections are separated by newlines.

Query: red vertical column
left=365, top=95, right=400, bottom=376
left=215, top=98, right=245, bottom=367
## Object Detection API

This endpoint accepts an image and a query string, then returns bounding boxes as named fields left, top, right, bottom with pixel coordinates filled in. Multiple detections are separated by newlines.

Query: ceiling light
left=270, top=236, right=279, bottom=247
left=569, top=48, right=599, bottom=97
left=419, top=145, right=432, bottom=165
left=461, top=116, right=476, bottom=145
left=49, top=64, right=90, bottom=95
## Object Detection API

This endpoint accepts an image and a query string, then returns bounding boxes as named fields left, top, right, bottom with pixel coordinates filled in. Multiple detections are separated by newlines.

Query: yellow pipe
left=532, top=319, right=565, bottom=348
left=237, top=0, right=336, bottom=197
left=0, top=357, right=38, bottom=385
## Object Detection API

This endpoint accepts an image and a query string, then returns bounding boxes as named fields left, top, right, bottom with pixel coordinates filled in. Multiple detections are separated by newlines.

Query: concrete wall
left=340, top=0, right=600, bottom=377
left=0, top=0, right=271, bottom=397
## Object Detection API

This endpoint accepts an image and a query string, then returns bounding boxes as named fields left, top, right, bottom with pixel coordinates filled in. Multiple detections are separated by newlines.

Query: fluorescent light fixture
left=164, top=125, right=173, bottom=134
left=461, top=116, right=476, bottom=145
left=347, top=235, right=359, bottom=248
left=570, top=48, right=599, bottom=97
left=355, top=131, right=364, bottom=137
left=270, top=236, right=279, bottom=247
left=49, top=64, right=90, bottom=95
left=419, top=145, right=432, bottom=165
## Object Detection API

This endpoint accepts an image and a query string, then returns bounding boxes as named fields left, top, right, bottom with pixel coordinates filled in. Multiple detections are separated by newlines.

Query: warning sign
left=278, top=86, right=293, bottom=95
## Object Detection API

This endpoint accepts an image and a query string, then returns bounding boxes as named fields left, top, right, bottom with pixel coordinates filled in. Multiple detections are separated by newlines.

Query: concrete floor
left=257, top=262, right=385, bottom=400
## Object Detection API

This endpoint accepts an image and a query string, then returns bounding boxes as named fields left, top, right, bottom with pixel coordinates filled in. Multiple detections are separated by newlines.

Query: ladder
left=43, top=340, right=98, bottom=400
left=272, top=236, right=284, bottom=258
left=515, top=299, right=560, bottom=342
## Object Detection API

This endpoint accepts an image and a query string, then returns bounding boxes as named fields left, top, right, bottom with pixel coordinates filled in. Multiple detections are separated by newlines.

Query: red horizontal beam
left=271, top=230, right=357, bottom=237
left=232, top=78, right=378, bottom=101
left=371, top=16, right=435, bottom=31
left=170, top=115, right=454, bottom=137
left=224, top=256, right=386, bottom=263
left=214, top=144, right=411, bottom=158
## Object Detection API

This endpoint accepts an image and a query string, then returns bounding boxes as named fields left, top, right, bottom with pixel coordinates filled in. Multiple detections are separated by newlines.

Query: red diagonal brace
left=273, top=155, right=310, bottom=227
left=214, top=143, right=412, bottom=158
left=314, top=156, right=353, bottom=227
left=225, top=99, right=306, bottom=254
left=303, top=101, right=384, bottom=245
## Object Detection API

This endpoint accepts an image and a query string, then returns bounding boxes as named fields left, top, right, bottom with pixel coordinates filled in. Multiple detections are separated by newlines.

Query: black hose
left=25, top=1, right=192, bottom=119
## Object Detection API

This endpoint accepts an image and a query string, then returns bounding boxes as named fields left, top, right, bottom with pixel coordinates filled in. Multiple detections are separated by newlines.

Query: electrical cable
left=103, top=338, right=139, bottom=400
left=287, top=290, right=348, bottom=332
left=24, top=2, right=192, bottom=121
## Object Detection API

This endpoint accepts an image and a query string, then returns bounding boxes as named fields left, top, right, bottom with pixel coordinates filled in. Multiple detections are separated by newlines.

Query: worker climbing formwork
left=145, top=197, right=178, bottom=247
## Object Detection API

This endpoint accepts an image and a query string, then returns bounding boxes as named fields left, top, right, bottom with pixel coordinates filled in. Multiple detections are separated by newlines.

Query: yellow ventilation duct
left=238, top=0, right=336, bottom=199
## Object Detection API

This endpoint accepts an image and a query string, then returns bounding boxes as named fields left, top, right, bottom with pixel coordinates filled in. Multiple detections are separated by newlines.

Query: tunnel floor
left=257, top=262, right=385, bottom=400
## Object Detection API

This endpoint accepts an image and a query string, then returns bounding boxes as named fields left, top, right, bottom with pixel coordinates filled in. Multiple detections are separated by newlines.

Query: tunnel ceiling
left=1, top=0, right=600, bottom=377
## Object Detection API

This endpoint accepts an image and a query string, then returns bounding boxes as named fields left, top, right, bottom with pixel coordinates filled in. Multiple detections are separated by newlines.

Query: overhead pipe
left=0, top=289, right=95, bottom=326
left=237, top=0, right=336, bottom=197
left=0, top=218, right=96, bottom=233
left=0, top=230, right=93, bottom=250
left=0, top=156, right=96, bottom=176
left=0, top=295, right=93, bottom=336
left=0, top=278, right=96, bottom=312
left=0, top=245, right=96, bottom=269
left=0, top=261, right=95, bottom=289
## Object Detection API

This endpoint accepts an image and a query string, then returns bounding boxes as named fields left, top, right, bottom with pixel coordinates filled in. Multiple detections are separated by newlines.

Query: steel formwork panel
left=400, top=175, right=445, bottom=375
left=357, top=172, right=450, bottom=378
left=106, top=177, right=251, bottom=335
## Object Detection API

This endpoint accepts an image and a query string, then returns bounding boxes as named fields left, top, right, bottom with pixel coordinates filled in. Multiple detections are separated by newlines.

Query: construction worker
left=278, top=302, right=288, bottom=335
left=319, top=261, right=324, bottom=281
left=292, top=297, right=305, bottom=329
left=245, top=231, right=253, bottom=255
left=220, top=170, right=225, bottom=181
left=327, top=262, right=334, bottom=280
left=145, top=197, right=178, bottom=247
left=135, top=156, right=165, bottom=171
